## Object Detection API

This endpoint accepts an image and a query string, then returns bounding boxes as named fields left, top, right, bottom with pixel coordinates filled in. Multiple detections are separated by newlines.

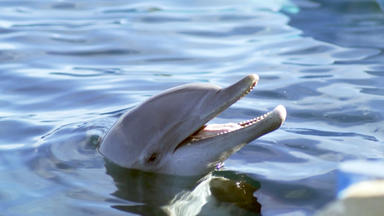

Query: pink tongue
left=191, top=123, right=242, bottom=139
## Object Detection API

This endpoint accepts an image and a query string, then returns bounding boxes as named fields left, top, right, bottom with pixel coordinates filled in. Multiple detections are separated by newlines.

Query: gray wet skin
left=99, top=74, right=286, bottom=176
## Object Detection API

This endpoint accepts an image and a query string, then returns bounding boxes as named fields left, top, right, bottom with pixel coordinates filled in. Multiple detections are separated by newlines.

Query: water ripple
left=0, top=0, right=383, bottom=215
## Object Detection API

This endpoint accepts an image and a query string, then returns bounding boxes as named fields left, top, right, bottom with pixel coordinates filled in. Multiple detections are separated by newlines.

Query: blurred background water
left=0, top=0, right=383, bottom=215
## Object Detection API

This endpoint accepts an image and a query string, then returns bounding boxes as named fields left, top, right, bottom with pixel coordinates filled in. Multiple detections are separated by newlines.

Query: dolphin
left=99, top=74, right=286, bottom=176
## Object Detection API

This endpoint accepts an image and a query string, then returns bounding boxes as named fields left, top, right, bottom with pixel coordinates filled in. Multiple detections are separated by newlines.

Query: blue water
left=0, top=0, right=383, bottom=215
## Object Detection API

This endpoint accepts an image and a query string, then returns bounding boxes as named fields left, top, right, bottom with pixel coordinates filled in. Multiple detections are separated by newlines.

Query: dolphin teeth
left=240, top=80, right=256, bottom=98
left=188, top=109, right=273, bottom=142
left=236, top=110, right=274, bottom=128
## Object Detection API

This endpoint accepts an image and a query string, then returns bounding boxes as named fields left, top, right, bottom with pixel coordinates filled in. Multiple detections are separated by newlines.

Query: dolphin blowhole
left=100, top=74, right=286, bottom=176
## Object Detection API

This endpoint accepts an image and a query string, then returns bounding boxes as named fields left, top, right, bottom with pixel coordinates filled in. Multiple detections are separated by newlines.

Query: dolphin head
left=99, top=74, right=286, bottom=176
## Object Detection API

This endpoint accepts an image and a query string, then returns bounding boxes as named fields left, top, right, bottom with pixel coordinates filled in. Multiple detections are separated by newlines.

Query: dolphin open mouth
left=176, top=75, right=286, bottom=149
left=100, top=73, right=286, bottom=175
left=189, top=111, right=275, bottom=142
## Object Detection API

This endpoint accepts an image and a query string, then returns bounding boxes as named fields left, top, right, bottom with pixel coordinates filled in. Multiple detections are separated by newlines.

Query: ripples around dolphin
left=0, top=0, right=383, bottom=215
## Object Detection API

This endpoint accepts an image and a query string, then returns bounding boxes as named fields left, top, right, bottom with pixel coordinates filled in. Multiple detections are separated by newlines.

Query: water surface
left=0, top=0, right=383, bottom=215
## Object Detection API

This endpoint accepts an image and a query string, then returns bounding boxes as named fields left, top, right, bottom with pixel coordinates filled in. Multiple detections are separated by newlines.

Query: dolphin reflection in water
left=105, top=161, right=262, bottom=215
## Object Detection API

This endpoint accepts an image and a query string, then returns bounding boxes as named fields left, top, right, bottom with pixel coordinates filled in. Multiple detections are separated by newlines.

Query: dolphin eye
left=147, top=153, right=158, bottom=163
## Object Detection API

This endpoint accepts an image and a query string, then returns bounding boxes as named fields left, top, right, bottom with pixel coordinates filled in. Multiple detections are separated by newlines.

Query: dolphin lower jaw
left=189, top=106, right=284, bottom=142
left=174, top=102, right=286, bottom=155
left=165, top=105, right=286, bottom=176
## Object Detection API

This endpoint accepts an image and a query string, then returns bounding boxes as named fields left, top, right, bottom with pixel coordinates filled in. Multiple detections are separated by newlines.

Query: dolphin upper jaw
left=99, top=74, right=286, bottom=176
